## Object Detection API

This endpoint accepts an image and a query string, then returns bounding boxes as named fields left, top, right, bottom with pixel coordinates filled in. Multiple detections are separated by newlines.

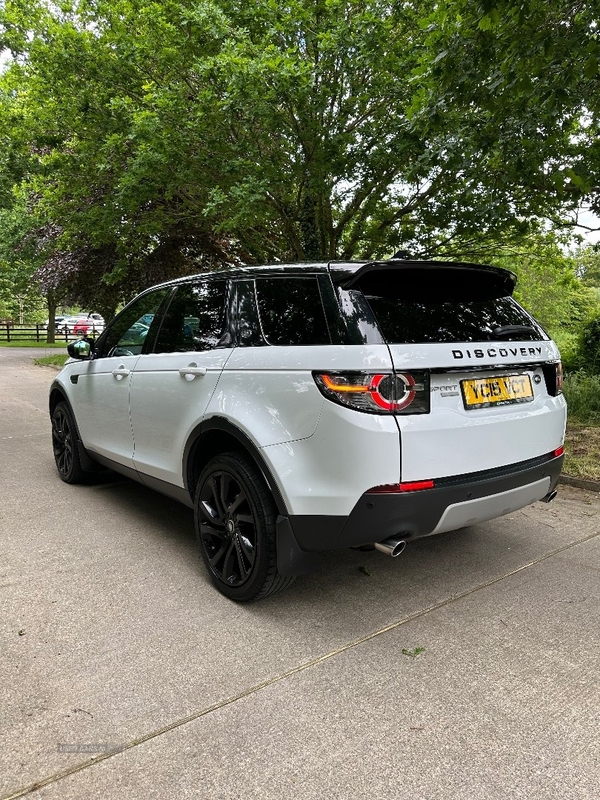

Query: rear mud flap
left=276, top=516, right=320, bottom=576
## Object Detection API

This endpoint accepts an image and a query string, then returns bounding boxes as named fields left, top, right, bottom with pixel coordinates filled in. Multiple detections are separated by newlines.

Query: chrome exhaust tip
left=374, top=536, right=407, bottom=557
left=540, top=490, right=558, bottom=504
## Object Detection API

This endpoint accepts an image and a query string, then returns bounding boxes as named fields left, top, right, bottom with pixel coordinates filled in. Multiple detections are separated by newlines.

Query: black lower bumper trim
left=289, top=453, right=564, bottom=551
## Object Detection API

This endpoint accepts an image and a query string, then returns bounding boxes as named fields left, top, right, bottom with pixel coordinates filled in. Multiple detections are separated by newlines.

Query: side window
left=100, top=289, right=170, bottom=358
left=255, top=277, right=331, bottom=346
left=154, top=280, right=229, bottom=354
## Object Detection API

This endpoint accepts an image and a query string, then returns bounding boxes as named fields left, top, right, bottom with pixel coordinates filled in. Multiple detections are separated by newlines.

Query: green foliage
left=0, top=339, right=67, bottom=348
left=479, top=233, right=599, bottom=371
left=401, top=647, right=425, bottom=659
left=563, top=423, right=600, bottom=480
left=563, top=372, right=600, bottom=424
left=574, top=245, right=600, bottom=289
left=4, top=0, right=439, bottom=266
left=551, top=329, right=579, bottom=372
left=0, top=194, right=46, bottom=322
left=417, top=1, right=600, bottom=224
left=0, top=0, right=599, bottom=320
left=487, top=233, right=599, bottom=333
left=1, top=0, right=580, bottom=291
left=574, top=317, right=600, bottom=375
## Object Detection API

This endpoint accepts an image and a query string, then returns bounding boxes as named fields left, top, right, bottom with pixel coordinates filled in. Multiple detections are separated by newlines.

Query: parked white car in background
left=49, top=258, right=566, bottom=601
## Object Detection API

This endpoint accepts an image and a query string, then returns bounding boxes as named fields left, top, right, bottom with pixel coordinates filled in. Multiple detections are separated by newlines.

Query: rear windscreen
left=366, top=295, right=546, bottom=343
left=339, top=267, right=547, bottom=344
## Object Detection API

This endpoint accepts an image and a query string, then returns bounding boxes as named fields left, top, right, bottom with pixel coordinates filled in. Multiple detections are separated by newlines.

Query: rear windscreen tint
left=338, top=267, right=547, bottom=344
left=365, top=295, right=546, bottom=343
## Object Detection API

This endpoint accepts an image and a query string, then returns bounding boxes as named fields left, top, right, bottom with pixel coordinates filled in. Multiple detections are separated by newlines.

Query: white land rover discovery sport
left=50, top=259, right=566, bottom=601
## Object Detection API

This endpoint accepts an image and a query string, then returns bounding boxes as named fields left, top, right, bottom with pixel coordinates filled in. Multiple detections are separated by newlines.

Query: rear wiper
left=493, top=324, right=537, bottom=339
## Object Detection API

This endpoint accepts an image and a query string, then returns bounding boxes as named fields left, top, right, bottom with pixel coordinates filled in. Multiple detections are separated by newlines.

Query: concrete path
left=1, top=347, right=599, bottom=800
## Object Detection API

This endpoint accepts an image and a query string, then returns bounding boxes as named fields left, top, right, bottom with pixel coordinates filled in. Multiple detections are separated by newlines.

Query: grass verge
left=0, top=340, right=68, bottom=348
left=562, top=371, right=600, bottom=425
left=563, top=424, right=600, bottom=481
left=33, top=354, right=69, bottom=368
left=562, top=372, right=600, bottom=482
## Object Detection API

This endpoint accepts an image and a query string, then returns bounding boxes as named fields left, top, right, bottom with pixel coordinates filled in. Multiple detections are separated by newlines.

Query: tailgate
left=388, top=342, right=566, bottom=482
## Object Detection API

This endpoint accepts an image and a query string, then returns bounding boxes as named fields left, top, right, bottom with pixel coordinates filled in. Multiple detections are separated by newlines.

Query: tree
left=0, top=0, right=568, bottom=302
left=0, top=198, right=46, bottom=324
left=574, top=244, right=600, bottom=291
left=416, top=1, right=600, bottom=232
left=490, top=233, right=599, bottom=333
left=577, top=316, right=600, bottom=374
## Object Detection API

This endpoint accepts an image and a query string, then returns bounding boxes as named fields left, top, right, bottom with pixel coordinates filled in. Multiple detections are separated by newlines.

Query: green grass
left=34, top=354, right=69, bottom=367
left=564, top=424, right=600, bottom=481
left=563, top=371, right=600, bottom=424
left=561, top=372, right=600, bottom=480
left=0, top=340, right=69, bottom=348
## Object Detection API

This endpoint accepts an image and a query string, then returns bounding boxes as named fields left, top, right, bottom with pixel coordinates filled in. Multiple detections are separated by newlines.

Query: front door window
left=99, top=290, right=171, bottom=358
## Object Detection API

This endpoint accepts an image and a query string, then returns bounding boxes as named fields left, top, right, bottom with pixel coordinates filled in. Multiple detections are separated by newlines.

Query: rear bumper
left=289, top=452, right=563, bottom=551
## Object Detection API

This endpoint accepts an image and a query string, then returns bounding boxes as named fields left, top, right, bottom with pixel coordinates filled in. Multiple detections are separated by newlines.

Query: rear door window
left=255, top=277, right=331, bottom=346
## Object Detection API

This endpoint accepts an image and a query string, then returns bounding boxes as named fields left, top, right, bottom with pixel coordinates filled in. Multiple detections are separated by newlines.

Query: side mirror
left=67, top=337, right=95, bottom=360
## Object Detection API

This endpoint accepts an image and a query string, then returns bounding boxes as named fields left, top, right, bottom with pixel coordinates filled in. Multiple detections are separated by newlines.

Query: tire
left=51, top=401, right=87, bottom=484
left=194, top=452, right=295, bottom=602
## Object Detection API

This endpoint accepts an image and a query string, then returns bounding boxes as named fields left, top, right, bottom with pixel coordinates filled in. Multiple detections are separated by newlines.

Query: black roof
left=150, top=258, right=517, bottom=293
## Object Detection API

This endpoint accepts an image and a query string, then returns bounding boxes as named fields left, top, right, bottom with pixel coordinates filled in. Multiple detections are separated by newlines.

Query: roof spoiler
left=330, top=259, right=517, bottom=296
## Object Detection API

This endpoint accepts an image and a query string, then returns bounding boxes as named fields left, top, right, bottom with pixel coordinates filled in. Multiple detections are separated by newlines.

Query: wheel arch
left=183, top=417, right=289, bottom=517
left=49, top=382, right=69, bottom=416
left=49, top=382, right=103, bottom=474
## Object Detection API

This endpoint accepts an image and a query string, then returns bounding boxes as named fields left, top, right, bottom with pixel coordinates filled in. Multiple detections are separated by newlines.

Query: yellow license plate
left=461, top=374, right=534, bottom=409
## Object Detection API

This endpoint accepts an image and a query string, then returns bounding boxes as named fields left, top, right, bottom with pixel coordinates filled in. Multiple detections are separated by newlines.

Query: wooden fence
left=0, top=325, right=78, bottom=343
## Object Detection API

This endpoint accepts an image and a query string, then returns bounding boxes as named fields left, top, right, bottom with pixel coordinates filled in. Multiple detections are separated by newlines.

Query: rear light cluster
left=542, top=361, right=563, bottom=396
left=313, top=370, right=430, bottom=414
left=556, top=361, right=563, bottom=393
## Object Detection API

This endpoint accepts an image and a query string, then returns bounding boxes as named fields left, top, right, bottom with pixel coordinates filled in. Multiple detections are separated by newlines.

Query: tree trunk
left=299, top=194, right=322, bottom=260
left=97, top=304, right=118, bottom=328
left=46, top=290, right=57, bottom=344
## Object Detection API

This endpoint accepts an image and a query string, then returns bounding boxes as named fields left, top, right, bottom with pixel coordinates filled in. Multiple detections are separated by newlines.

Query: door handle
left=179, top=364, right=207, bottom=381
left=112, top=366, right=131, bottom=380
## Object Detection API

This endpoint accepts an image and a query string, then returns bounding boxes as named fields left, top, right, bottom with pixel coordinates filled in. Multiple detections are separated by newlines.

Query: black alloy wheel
left=194, top=452, right=294, bottom=601
left=51, top=401, right=85, bottom=483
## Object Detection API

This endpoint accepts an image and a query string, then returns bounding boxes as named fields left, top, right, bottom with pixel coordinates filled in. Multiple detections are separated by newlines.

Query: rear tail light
left=556, top=361, right=563, bottom=394
left=542, top=361, right=563, bottom=396
left=313, top=370, right=430, bottom=414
